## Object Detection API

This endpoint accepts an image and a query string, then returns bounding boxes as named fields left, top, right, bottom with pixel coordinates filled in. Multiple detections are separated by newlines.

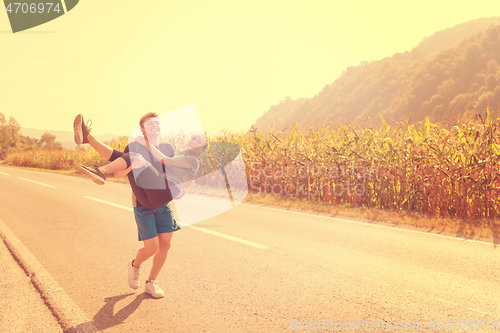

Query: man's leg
left=128, top=236, right=158, bottom=289
left=143, top=232, right=172, bottom=298
left=148, top=232, right=173, bottom=281
left=143, top=204, right=178, bottom=298
left=128, top=206, right=160, bottom=290
left=133, top=236, right=159, bottom=267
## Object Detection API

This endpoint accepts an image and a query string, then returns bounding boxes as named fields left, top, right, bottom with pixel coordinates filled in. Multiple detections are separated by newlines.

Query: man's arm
left=136, top=137, right=192, bottom=169
left=114, top=166, right=132, bottom=178
left=114, top=153, right=149, bottom=178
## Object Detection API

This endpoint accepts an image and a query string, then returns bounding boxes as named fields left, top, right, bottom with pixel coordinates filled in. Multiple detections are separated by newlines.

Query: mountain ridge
left=253, top=17, right=500, bottom=130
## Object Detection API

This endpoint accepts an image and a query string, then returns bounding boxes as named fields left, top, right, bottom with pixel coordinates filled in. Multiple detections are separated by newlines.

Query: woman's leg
left=98, top=156, right=129, bottom=174
left=87, top=133, right=114, bottom=161
left=76, top=153, right=131, bottom=185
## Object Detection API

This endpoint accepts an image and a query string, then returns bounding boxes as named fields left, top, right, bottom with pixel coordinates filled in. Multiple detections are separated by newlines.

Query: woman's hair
left=192, top=134, right=208, bottom=150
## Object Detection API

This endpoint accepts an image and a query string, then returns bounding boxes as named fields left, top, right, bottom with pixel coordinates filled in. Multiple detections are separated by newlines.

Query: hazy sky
left=1, top=1, right=498, bottom=136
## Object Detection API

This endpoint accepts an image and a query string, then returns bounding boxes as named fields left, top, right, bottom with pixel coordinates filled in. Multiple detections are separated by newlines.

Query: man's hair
left=139, top=112, right=159, bottom=130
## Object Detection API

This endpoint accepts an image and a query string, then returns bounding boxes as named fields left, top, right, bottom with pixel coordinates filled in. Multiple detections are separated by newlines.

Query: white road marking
left=17, top=177, right=56, bottom=189
left=241, top=203, right=494, bottom=246
left=84, top=196, right=133, bottom=211
left=84, top=196, right=269, bottom=249
left=184, top=193, right=231, bottom=203
left=183, top=224, right=269, bottom=249
left=467, top=308, right=490, bottom=315
left=435, top=298, right=458, bottom=306
left=0, top=171, right=10, bottom=176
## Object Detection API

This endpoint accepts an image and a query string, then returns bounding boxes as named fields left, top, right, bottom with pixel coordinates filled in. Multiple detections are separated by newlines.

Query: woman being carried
left=76, top=132, right=207, bottom=202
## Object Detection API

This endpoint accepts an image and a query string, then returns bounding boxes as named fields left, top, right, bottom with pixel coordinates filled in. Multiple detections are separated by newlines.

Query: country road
left=1, top=165, right=500, bottom=332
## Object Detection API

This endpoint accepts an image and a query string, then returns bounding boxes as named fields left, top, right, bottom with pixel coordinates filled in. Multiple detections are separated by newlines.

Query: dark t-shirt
left=110, top=141, right=175, bottom=208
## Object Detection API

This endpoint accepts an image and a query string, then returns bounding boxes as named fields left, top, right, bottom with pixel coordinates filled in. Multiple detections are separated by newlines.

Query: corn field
left=221, top=111, right=500, bottom=220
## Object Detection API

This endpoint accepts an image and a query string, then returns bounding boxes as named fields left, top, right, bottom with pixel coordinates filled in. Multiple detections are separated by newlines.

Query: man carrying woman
left=73, top=113, right=206, bottom=298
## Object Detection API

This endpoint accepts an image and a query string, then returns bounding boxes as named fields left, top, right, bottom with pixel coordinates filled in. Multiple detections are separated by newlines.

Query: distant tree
left=449, top=93, right=471, bottom=112
left=433, top=104, right=446, bottom=121
left=493, top=87, right=500, bottom=104
left=16, top=136, right=39, bottom=151
left=430, top=94, right=444, bottom=109
left=0, top=113, right=21, bottom=159
left=485, top=58, right=499, bottom=72
left=39, top=132, right=62, bottom=150
left=475, top=91, right=494, bottom=111
left=436, top=79, right=459, bottom=100
left=485, top=74, right=497, bottom=91
left=469, top=83, right=480, bottom=94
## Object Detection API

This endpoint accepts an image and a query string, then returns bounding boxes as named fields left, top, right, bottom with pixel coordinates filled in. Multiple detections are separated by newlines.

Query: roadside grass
left=244, top=193, right=500, bottom=241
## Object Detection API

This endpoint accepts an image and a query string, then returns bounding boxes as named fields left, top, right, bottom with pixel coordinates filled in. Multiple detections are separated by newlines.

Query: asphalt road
left=1, top=165, right=500, bottom=332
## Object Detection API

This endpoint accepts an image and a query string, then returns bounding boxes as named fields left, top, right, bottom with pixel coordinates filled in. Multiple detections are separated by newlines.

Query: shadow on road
left=65, top=292, right=149, bottom=332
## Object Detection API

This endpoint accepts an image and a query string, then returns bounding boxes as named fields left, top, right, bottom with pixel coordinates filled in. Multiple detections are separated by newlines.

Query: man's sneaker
left=73, top=114, right=92, bottom=145
left=75, top=164, right=106, bottom=185
left=127, top=260, right=140, bottom=290
left=145, top=280, right=165, bottom=298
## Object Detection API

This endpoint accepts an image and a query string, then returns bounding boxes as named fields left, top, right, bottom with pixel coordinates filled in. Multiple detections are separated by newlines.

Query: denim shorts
left=133, top=204, right=180, bottom=241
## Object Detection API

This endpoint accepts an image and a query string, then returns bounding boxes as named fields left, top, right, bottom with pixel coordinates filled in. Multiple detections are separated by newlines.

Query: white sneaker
left=127, top=260, right=140, bottom=289
left=145, top=280, right=164, bottom=298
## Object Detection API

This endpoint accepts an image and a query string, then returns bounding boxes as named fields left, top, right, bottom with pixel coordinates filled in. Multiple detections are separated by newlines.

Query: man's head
left=139, top=112, right=160, bottom=141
